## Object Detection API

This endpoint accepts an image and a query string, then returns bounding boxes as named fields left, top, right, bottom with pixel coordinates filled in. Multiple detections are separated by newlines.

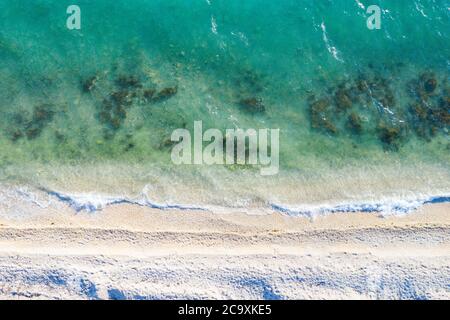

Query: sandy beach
left=0, top=0, right=449, bottom=302
left=0, top=199, right=448, bottom=299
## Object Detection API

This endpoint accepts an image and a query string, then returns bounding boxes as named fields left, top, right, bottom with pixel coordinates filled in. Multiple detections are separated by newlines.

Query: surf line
left=271, top=195, right=450, bottom=217
left=39, top=187, right=209, bottom=213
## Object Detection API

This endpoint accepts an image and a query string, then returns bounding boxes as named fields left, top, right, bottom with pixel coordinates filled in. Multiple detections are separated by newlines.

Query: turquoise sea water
left=0, top=0, right=449, bottom=210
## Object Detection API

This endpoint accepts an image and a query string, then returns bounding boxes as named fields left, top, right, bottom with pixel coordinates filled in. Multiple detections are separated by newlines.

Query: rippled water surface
left=0, top=0, right=448, bottom=209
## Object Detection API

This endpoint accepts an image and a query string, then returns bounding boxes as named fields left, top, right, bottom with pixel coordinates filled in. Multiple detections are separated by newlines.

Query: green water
left=0, top=0, right=448, bottom=204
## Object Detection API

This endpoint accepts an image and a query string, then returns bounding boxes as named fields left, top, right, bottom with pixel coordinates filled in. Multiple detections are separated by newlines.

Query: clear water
left=0, top=0, right=448, bottom=211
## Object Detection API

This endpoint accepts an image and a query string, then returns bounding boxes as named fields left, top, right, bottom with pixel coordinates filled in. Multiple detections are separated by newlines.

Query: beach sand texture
left=0, top=199, right=448, bottom=300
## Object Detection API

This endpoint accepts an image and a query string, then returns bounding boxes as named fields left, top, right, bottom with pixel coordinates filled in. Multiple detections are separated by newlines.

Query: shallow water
left=0, top=0, right=448, bottom=212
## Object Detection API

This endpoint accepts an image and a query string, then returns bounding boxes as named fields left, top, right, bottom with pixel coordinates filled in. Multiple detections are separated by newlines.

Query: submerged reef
left=79, top=68, right=179, bottom=141
left=1, top=58, right=448, bottom=160
left=347, top=113, right=363, bottom=135
left=81, top=75, right=98, bottom=93
left=98, top=91, right=132, bottom=135
left=406, top=73, right=449, bottom=141
left=115, top=75, right=143, bottom=90
left=238, top=97, right=266, bottom=114
left=230, top=67, right=269, bottom=115
left=377, top=122, right=404, bottom=151
left=309, top=97, right=337, bottom=135
left=7, top=104, right=55, bottom=141
left=152, top=87, right=178, bottom=103
left=308, top=67, right=449, bottom=151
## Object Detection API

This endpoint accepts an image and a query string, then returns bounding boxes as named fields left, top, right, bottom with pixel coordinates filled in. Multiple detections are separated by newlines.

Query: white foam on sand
left=2, top=184, right=448, bottom=218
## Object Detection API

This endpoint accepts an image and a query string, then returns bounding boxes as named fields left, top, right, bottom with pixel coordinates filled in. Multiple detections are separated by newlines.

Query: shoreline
left=1, top=200, right=449, bottom=231
left=0, top=202, right=449, bottom=299
left=1, top=179, right=450, bottom=218
left=0, top=203, right=449, bottom=255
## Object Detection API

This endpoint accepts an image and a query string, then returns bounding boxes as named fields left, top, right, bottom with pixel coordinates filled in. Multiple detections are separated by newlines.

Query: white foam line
left=41, top=188, right=209, bottom=213
left=271, top=194, right=450, bottom=217
left=320, top=21, right=344, bottom=62
left=38, top=187, right=450, bottom=218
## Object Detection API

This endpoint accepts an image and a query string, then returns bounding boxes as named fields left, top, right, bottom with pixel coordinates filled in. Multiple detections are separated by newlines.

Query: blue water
left=0, top=0, right=448, bottom=207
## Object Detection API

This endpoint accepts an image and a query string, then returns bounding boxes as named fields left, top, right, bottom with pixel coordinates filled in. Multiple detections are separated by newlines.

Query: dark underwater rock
left=97, top=91, right=134, bottom=133
left=125, top=142, right=135, bottom=151
left=25, top=127, right=41, bottom=140
left=424, top=78, right=437, bottom=94
left=334, top=88, right=352, bottom=111
left=356, top=79, right=370, bottom=93
left=420, top=73, right=438, bottom=94
left=110, top=91, right=133, bottom=107
left=429, top=107, right=450, bottom=128
left=369, top=77, right=396, bottom=107
left=81, top=76, right=98, bottom=92
left=8, top=104, right=56, bottom=141
left=10, top=129, right=23, bottom=142
left=347, top=113, right=363, bottom=134
left=377, top=123, right=402, bottom=150
left=115, top=75, right=142, bottom=89
left=238, top=97, right=265, bottom=113
left=98, top=105, right=125, bottom=130
left=153, top=87, right=178, bottom=103
left=309, top=98, right=337, bottom=134
left=33, top=104, right=55, bottom=124
left=408, top=73, right=439, bottom=102
left=143, top=88, right=156, bottom=101
left=54, top=130, right=66, bottom=143
left=409, top=103, right=428, bottom=121
left=158, top=137, right=177, bottom=150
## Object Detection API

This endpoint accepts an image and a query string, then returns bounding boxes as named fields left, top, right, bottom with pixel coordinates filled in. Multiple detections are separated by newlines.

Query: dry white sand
left=0, top=200, right=449, bottom=299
